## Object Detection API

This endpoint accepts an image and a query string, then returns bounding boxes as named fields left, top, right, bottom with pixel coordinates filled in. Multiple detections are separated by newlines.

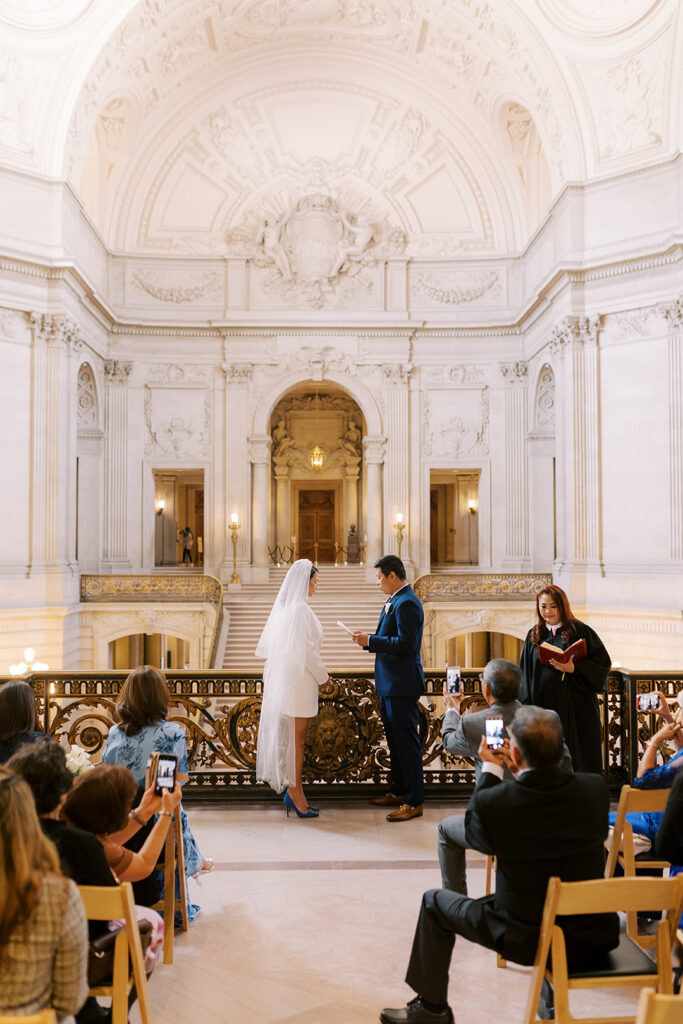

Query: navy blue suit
left=367, top=584, right=425, bottom=805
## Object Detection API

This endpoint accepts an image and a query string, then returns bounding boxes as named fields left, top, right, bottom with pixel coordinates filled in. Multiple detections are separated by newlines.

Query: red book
left=536, top=637, right=587, bottom=666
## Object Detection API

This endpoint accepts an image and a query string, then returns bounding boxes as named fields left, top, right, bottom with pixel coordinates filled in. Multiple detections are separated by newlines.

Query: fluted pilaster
left=103, top=360, right=132, bottom=566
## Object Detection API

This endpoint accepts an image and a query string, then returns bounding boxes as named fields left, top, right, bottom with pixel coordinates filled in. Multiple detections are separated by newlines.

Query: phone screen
left=637, top=693, right=660, bottom=712
left=155, top=755, right=177, bottom=795
left=485, top=716, right=505, bottom=750
left=446, top=665, right=461, bottom=694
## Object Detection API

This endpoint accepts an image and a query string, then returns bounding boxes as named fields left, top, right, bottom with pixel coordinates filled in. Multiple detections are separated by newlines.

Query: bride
left=255, top=558, right=328, bottom=818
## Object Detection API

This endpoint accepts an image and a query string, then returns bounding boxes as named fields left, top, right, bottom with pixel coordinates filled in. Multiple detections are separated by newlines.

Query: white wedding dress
left=254, top=559, right=327, bottom=793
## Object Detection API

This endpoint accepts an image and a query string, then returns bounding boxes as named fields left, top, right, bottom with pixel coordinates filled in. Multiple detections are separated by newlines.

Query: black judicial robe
left=519, top=620, right=611, bottom=774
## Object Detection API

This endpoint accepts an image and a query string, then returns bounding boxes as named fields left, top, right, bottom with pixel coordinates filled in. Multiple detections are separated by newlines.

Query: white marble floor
left=131, top=801, right=642, bottom=1024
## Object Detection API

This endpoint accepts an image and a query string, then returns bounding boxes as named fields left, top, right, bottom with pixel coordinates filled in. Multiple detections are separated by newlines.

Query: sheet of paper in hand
left=537, top=637, right=587, bottom=666
left=337, top=620, right=353, bottom=633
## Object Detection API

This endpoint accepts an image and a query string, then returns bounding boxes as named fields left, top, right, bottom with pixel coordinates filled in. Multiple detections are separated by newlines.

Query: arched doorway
left=446, top=631, right=522, bottom=668
left=269, top=382, right=365, bottom=564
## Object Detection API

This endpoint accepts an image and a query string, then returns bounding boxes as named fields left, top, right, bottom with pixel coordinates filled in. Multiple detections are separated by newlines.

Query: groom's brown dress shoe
left=370, top=793, right=405, bottom=806
left=380, top=997, right=454, bottom=1023
left=386, top=803, right=424, bottom=822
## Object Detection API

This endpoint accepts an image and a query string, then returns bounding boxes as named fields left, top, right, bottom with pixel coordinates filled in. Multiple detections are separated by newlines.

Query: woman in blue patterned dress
left=103, top=666, right=212, bottom=921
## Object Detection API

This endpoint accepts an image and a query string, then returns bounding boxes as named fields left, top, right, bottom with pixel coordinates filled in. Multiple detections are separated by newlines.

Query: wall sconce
left=393, top=512, right=405, bottom=559
left=156, top=499, right=165, bottom=515
left=467, top=499, right=477, bottom=515
left=229, top=513, right=240, bottom=584
left=9, top=646, right=49, bottom=675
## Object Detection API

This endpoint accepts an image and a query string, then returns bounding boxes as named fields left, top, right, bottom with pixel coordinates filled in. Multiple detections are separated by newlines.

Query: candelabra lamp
left=393, top=512, right=405, bottom=560
left=229, top=513, right=240, bottom=584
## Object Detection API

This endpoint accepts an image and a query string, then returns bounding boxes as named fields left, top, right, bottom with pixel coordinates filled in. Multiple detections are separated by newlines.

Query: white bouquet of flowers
left=65, top=743, right=93, bottom=775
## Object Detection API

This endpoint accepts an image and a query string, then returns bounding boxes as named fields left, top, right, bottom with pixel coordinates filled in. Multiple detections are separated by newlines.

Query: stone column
left=363, top=436, right=386, bottom=571
left=662, top=299, right=683, bottom=560
left=29, top=314, right=81, bottom=581
left=273, top=457, right=291, bottom=555
left=343, top=457, right=360, bottom=535
left=551, top=316, right=603, bottom=584
left=249, top=436, right=271, bottom=571
left=221, top=361, right=252, bottom=582
left=102, top=360, right=133, bottom=569
left=500, top=361, right=530, bottom=569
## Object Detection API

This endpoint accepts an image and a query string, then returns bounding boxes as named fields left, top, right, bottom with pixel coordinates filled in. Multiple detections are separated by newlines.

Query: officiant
left=520, top=584, right=611, bottom=773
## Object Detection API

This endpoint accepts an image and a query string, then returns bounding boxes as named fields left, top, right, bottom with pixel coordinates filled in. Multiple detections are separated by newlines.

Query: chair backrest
left=78, top=881, right=129, bottom=921
left=0, top=1013, right=57, bottom=1024
left=634, top=987, right=683, bottom=1024
left=605, top=785, right=672, bottom=877
left=553, top=875, right=683, bottom=918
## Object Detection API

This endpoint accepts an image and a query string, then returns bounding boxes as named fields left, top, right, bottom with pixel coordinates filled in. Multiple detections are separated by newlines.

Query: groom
left=352, top=555, right=426, bottom=821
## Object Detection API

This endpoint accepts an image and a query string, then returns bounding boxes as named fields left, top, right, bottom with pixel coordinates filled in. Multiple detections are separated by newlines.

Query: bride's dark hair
left=310, top=565, right=319, bottom=579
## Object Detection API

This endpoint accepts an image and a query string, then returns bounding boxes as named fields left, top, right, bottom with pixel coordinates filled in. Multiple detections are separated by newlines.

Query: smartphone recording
left=154, top=753, right=178, bottom=796
left=446, top=665, right=461, bottom=694
left=485, top=716, right=505, bottom=750
left=637, top=692, right=661, bottom=712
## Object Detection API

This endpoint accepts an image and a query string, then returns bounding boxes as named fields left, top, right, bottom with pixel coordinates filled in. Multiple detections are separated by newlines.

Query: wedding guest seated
left=63, top=762, right=182, bottom=888
left=102, top=665, right=213, bottom=920
left=0, top=766, right=88, bottom=1020
left=8, top=736, right=116, bottom=938
left=0, top=678, right=43, bottom=762
left=380, top=707, right=619, bottom=1024
left=609, top=690, right=683, bottom=848
left=439, top=660, right=572, bottom=894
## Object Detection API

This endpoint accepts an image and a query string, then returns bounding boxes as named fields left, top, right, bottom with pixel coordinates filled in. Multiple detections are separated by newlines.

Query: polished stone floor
left=131, top=801, right=641, bottom=1024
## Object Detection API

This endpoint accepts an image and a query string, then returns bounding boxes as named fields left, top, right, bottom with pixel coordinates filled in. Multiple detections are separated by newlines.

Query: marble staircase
left=221, top=565, right=385, bottom=671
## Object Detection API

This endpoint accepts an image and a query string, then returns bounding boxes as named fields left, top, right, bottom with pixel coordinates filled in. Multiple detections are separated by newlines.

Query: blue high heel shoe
left=284, top=789, right=319, bottom=818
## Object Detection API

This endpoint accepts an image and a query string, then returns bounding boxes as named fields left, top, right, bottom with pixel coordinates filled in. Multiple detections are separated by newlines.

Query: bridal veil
left=255, top=558, right=314, bottom=792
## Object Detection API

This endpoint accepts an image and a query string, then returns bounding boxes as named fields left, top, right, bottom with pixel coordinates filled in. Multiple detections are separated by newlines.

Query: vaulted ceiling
left=0, top=0, right=680, bottom=255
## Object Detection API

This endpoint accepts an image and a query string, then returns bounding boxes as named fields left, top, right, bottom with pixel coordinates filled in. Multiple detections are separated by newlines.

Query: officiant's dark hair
left=374, top=555, right=406, bottom=580
left=530, top=584, right=577, bottom=644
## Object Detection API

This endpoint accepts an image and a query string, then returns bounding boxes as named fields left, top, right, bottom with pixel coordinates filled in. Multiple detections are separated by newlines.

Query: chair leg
left=174, top=810, right=189, bottom=932
left=161, top=826, right=175, bottom=965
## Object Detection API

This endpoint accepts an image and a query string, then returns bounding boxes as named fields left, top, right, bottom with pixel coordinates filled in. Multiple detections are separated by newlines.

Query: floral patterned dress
left=103, top=719, right=203, bottom=921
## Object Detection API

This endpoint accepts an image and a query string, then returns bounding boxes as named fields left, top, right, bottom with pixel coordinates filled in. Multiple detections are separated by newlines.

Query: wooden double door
left=298, top=489, right=336, bottom=563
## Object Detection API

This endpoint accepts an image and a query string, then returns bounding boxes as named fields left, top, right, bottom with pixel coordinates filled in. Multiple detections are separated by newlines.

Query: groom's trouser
left=379, top=695, right=424, bottom=806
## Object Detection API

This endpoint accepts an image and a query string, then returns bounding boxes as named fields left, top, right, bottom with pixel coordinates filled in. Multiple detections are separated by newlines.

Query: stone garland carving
left=77, top=363, right=98, bottom=429
left=426, top=365, right=485, bottom=385
left=612, top=307, right=658, bottom=336
left=144, top=363, right=213, bottom=386
left=413, top=271, right=501, bottom=305
left=143, top=385, right=213, bottom=459
left=264, top=345, right=356, bottom=381
left=423, top=388, right=489, bottom=459
left=0, top=307, right=25, bottom=337
left=413, top=573, right=552, bottom=602
left=104, top=360, right=132, bottom=383
left=131, top=270, right=220, bottom=303
left=80, top=573, right=222, bottom=606
left=534, top=364, right=555, bottom=430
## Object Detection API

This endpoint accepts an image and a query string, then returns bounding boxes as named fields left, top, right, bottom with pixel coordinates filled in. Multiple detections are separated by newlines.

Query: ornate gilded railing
left=2, top=669, right=681, bottom=800
left=413, top=572, right=553, bottom=601
left=79, top=574, right=224, bottom=668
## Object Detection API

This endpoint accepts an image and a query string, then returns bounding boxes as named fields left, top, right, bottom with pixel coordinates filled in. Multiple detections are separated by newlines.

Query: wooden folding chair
left=524, top=875, right=683, bottom=1024
left=604, top=785, right=672, bottom=948
left=151, top=807, right=188, bottom=964
left=78, top=881, right=152, bottom=1024
left=634, top=987, right=683, bottom=1024
left=0, top=1013, right=57, bottom=1023
left=485, top=854, right=507, bottom=968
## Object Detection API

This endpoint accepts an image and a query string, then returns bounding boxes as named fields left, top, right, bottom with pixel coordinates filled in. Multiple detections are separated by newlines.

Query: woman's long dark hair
left=114, top=665, right=169, bottom=737
left=530, top=584, right=578, bottom=644
left=0, top=681, right=36, bottom=742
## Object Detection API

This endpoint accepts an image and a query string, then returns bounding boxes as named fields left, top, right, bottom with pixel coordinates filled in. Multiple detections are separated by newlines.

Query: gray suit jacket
left=442, top=699, right=573, bottom=782
left=442, top=700, right=522, bottom=782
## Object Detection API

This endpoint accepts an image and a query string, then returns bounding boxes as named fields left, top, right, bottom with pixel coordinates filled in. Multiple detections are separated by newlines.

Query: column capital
left=30, top=312, right=84, bottom=351
left=660, top=296, right=683, bottom=328
left=499, top=361, right=528, bottom=385
left=549, top=315, right=601, bottom=354
left=222, top=362, right=253, bottom=383
left=383, top=364, right=412, bottom=386
left=104, top=360, right=133, bottom=383
left=248, top=435, right=272, bottom=463
left=363, top=435, right=386, bottom=463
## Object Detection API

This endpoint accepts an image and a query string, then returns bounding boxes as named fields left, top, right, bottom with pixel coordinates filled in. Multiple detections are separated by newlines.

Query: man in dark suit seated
left=380, top=706, right=619, bottom=1024
left=439, top=660, right=572, bottom=894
